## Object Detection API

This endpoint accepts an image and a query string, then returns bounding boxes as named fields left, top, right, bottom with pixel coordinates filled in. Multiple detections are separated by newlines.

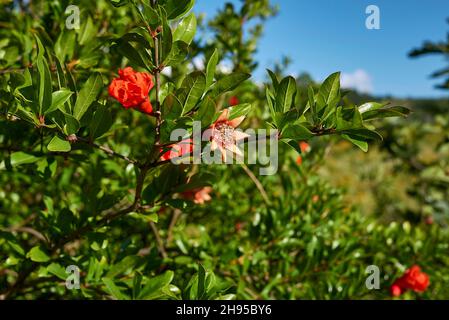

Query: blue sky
left=194, top=0, right=449, bottom=98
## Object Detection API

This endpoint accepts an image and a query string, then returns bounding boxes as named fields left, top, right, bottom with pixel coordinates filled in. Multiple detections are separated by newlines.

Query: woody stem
left=151, top=0, right=162, bottom=147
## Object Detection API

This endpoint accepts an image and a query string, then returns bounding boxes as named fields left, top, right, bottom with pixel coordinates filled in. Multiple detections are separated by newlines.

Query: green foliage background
left=0, top=0, right=448, bottom=299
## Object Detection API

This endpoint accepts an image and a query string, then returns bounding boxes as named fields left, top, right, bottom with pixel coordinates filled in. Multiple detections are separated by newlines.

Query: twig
left=151, top=0, right=162, bottom=148
left=77, top=137, right=138, bottom=164
left=3, top=227, right=47, bottom=242
left=149, top=221, right=168, bottom=259
left=166, top=209, right=181, bottom=246
left=240, top=163, right=270, bottom=205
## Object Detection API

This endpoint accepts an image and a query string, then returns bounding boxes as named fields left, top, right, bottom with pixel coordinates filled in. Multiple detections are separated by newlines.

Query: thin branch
left=3, top=226, right=47, bottom=242
left=166, top=209, right=181, bottom=246
left=149, top=221, right=168, bottom=259
left=240, top=163, right=270, bottom=205
left=151, top=0, right=162, bottom=147
left=77, top=137, right=138, bottom=165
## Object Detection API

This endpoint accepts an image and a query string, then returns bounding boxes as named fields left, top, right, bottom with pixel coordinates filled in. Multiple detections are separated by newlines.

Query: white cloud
left=217, top=61, right=233, bottom=74
left=161, top=66, right=172, bottom=77
left=340, top=69, right=373, bottom=94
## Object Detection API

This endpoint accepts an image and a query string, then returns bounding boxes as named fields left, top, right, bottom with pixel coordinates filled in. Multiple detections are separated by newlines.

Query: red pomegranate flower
left=208, top=108, right=249, bottom=162
left=159, top=139, right=194, bottom=161
left=390, top=265, right=430, bottom=297
left=229, top=96, right=240, bottom=106
left=108, top=67, right=154, bottom=114
left=181, top=187, right=213, bottom=205
left=296, top=141, right=310, bottom=166
left=299, top=141, right=311, bottom=153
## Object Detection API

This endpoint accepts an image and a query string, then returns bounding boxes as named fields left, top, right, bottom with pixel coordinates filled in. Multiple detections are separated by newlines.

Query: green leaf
left=138, top=271, right=174, bottom=299
left=173, top=13, right=197, bottom=45
left=108, top=0, right=128, bottom=7
left=113, top=39, right=153, bottom=72
left=194, top=97, right=216, bottom=128
left=47, top=136, right=71, bottom=152
left=281, top=124, right=314, bottom=140
left=229, top=103, right=252, bottom=120
left=164, top=0, right=194, bottom=20
left=206, top=49, right=219, bottom=89
left=47, top=263, right=68, bottom=280
left=102, top=278, right=128, bottom=300
left=162, top=94, right=183, bottom=120
left=162, top=41, right=188, bottom=67
left=141, top=3, right=160, bottom=29
left=106, top=256, right=140, bottom=278
left=90, top=104, right=113, bottom=139
left=197, top=264, right=206, bottom=299
left=45, top=89, right=73, bottom=114
left=358, top=102, right=386, bottom=113
left=335, top=106, right=363, bottom=130
left=266, top=88, right=276, bottom=120
left=275, top=76, right=297, bottom=112
left=362, top=106, right=410, bottom=120
left=307, top=86, right=315, bottom=114
left=316, top=72, right=340, bottom=112
left=210, top=72, right=251, bottom=98
left=55, top=29, right=76, bottom=63
left=267, top=69, right=279, bottom=91
left=77, top=15, right=96, bottom=45
left=10, top=152, right=40, bottom=167
left=36, top=57, right=53, bottom=115
left=27, top=246, right=50, bottom=263
left=161, top=16, right=173, bottom=63
left=339, top=128, right=383, bottom=141
left=342, top=134, right=369, bottom=152
left=73, top=73, right=103, bottom=120
left=181, top=71, right=206, bottom=114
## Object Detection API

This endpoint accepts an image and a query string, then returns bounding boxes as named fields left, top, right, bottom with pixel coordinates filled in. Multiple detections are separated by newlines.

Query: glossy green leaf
left=73, top=73, right=103, bottom=120
left=173, top=13, right=197, bottom=45
left=9, top=152, right=40, bottom=167
left=45, top=89, right=73, bottom=114
left=162, top=41, right=188, bottom=67
left=316, top=72, right=340, bottom=112
left=47, top=135, right=71, bottom=152
left=36, top=57, right=53, bottom=115
left=106, top=256, right=140, bottom=278
left=102, top=278, right=128, bottom=300
left=27, top=246, right=50, bottom=263
left=206, top=49, right=219, bottom=89
left=90, top=104, right=113, bottom=139
left=138, top=271, right=174, bottom=299
left=181, top=71, right=206, bottom=114
left=342, top=134, right=369, bottom=152
left=229, top=103, right=252, bottom=120
left=281, top=123, right=314, bottom=140
left=210, top=72, right=251, bottom=98
left=275, top=76, right=297, bottom=112
left=164, top=0, right=194, bottom=20
left=47, top=263, right=68, bottom=280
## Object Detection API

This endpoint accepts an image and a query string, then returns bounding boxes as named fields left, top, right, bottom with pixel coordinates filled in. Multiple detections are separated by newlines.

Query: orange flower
left=390, top=265, right=430, bottom=297
left=208, top=108, right=249, bottom=162
left=108, top=67, right=154, bottom=114
left=160, top=139, right=194, bottom=161
left=181, top=187, right=213, bottom=205
left=296, top=155, right=302, bottom=165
